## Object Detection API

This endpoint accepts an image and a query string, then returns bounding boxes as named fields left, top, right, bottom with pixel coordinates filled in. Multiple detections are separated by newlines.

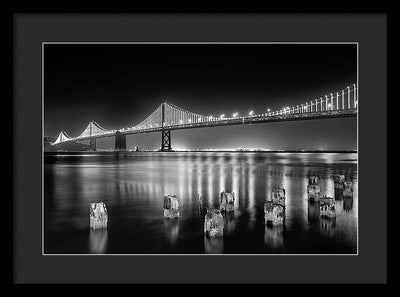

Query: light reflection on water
left=44, top=152, right=357, bottom=254
left=264, top=225, right=284, bottom=249
left=89, top=229, right=108, bottom=254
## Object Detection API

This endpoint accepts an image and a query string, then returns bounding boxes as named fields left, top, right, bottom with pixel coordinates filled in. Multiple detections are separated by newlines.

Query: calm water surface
left=44, top=152, right=358, bottom=254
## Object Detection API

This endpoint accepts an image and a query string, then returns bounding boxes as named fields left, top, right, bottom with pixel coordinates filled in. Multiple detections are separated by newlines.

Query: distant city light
left=249, top=110, right=254, bottom=116
left=220, top=114, right=225, bottom=119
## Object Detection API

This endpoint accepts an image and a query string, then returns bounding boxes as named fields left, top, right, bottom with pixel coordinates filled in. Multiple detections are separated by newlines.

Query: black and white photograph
left=43, top=42, right=358, bottom=255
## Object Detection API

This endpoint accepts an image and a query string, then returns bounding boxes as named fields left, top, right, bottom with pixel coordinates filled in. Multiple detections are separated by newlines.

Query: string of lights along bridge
left=52, top=83, right=358, bottom=151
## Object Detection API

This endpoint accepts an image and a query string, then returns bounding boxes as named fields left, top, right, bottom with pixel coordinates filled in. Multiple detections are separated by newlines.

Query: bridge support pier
left=89, top=138, right=96, bottom=151
left=160, top=130, right=172, bottom=152
left=115, top=131, right=127, bottom=151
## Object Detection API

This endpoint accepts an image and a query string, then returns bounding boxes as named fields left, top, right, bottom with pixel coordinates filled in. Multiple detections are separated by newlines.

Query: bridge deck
left=57, top=109, right=357, bottom=144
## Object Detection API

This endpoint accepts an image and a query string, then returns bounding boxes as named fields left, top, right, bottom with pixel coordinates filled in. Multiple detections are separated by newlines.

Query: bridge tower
left=115, top=131, right=127, bottom=151
left=89, top=138, right=96, bottom=151
left=89, top=121, right=96, bottom=151
left=160, top=102, right=172, bottom=152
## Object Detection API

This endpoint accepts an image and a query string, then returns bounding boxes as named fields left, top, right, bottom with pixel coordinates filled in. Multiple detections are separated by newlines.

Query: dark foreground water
left=44, top=152, right=357, bottom=254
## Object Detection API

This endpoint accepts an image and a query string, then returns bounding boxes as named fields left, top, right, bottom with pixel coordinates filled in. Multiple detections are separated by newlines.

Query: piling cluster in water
left=264, top=188, right=286, bottom=227
left=307, top=174, right=354, bottom=221
left=88, top=174, right=354, bottom=252
left=204, top=208, right=224, bottom=237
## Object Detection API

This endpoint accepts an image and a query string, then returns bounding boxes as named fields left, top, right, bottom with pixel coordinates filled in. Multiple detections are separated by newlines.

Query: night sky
left=44, top=44, right=357, bottom=150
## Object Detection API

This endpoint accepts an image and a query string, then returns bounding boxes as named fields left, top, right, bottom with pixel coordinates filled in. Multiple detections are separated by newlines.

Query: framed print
left=13, top=13, right=387, bottom=284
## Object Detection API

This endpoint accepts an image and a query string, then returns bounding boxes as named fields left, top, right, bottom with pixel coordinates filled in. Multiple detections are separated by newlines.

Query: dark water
left=44, top=152, right=358, bottom=254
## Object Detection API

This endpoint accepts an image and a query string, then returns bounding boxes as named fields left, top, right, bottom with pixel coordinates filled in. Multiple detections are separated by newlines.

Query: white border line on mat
left=42, top=41, right=359, bottom=256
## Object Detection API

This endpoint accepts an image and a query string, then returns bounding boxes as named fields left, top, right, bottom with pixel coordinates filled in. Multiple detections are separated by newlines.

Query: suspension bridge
left=51, top=84, right=358, bottom=151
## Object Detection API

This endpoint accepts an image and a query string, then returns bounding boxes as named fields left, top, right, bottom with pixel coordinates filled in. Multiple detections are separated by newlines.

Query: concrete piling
left=264, top=187, right=286, bottom=227
left=319, top=196, right=336, bottom=219
left=264, top=201, right=285, bottom=227
left=204, top=208, right=224, bottom=237
left=163, top=195, right=180, bottom=219
left=271, top=187, right=286, bottom=207
left=89, top=201, right=108, bottom=229
left=343, top=181, right=353, bottom=198
left=307, top=176, right=321, bottom=202
left=333, top=174, right=346, bottom=190
left=220, top=191, right=235, bottom=212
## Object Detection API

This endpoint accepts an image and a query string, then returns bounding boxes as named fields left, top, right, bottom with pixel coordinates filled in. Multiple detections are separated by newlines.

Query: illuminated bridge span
left=52, top=84, right=358, bottom=151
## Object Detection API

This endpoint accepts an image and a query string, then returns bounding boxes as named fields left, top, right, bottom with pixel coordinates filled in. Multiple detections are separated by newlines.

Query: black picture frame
left=13, top=13, right=387, bottom=284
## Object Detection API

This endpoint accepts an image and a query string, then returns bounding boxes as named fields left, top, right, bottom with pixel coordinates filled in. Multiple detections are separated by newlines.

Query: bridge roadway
left=61, top=108, right=357, bottom=144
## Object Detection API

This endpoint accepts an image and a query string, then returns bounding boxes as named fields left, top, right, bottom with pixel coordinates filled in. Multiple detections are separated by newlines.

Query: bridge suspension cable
left=130, top=104, right=163, bottom=130
left=53, top=131, right=72, bottom=145
left=128, top=102, right=219, bottom=131
left=77, top=120, right=110, bottom=138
